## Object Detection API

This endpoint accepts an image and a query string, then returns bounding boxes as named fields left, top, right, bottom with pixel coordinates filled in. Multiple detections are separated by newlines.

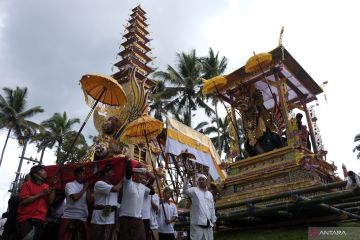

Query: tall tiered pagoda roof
left=112, top=5, right=155, bottom=89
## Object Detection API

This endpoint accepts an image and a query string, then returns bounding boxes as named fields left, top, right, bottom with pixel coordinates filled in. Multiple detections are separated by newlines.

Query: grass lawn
left=214, top=227, right=308, bottom=240
left=213, top=221, right=360, bottom=240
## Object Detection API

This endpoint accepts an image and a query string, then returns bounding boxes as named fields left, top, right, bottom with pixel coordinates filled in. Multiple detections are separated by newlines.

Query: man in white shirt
left=57, top=166, right=90, bottom=240
left=118, top=159, right=154, bottom=240
left=91, top=164, right=123, bottom=240
left=183, top=174, right=216, bottom=240
left=157, top=187, right=178, bottom=240
left=150, top=192, right=160, bottom=240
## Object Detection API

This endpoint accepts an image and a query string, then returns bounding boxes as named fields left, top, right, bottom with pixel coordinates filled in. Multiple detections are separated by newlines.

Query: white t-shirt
left=157, top=201, right=178, bottom=234
left=119, top=177, right=150, bottom=218
left=91, top=181, right=118, bottom=225
left=150, top=194, right=159, bottom=230
left=62, top=180, right=88, bottom=221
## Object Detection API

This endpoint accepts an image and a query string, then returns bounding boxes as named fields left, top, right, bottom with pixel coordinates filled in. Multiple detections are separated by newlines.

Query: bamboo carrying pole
left=144, top=130, right=168, bottom=221
left=155, top=138, right=177, bottom=203
left=53, top=88, right=107, bottom=189
left=56, top=88, right=107, bottom=175
left=294, top=195, right=360, bottom=220
left=334, top=201, right=360, bottom=209
left=344, top=207, right=360, bottom=212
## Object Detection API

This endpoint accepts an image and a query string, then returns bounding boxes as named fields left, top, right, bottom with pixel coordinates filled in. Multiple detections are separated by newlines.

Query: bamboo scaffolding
left=344, top=207, right=360, bottom=212
left=294, top=195, right=360, bottom=220
left=215, top=187, right=359, bottom=220
left=334, top=201, right=360, bottom=209
left=332, top=196, right=360, bottom=205
left=216, top=181, right=347, bottom=211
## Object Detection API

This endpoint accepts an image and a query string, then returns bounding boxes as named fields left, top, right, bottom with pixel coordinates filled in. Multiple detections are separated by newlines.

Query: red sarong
left=57, top=219, right=90, bottom=240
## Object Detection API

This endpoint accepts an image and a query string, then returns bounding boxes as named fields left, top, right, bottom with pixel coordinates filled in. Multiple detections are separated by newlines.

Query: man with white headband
left=183, top=173, right=216, bottom=240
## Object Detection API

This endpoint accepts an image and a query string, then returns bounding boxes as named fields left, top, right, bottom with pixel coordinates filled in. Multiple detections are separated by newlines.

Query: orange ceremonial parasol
left=80, top=74, right=127, bottom=112
left=245, top=52, right=272, bottom=73
left=120, top=114, right=164, bottom=145
left=202, top=76, right=227, bottom=96
left=57, top=74, right=127, bottom=169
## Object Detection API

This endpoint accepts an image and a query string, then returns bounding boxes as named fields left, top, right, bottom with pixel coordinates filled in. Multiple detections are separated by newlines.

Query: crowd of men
left=0, top=157, right=217, bottom=240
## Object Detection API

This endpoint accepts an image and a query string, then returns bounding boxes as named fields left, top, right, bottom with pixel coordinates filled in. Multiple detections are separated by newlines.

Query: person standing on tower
left=295, top=113, right=311, bottom=150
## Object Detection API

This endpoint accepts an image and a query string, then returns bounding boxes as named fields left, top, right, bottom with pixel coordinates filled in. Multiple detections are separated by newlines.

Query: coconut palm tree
left=30, top=130, right=57, bottom=164
left=56, top=131, right=88, bottom=163
left=154, top=50, right=213, bottom=127
left=41, top=112, right=80, bottom=163
left=200, top=48, right=228, bottom=80
left=200, top=48, right=228, bottom=153
left=0, top=87, right=44, bottom=166
left=203, top=116, right=231, bottom=157
left=353, top=133, right=360, bottom=159
left=149, top=80, right=177, bottom=121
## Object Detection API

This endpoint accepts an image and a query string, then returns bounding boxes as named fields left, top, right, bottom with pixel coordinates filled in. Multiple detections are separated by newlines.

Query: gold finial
left=278, top=26, right=284, bottom=47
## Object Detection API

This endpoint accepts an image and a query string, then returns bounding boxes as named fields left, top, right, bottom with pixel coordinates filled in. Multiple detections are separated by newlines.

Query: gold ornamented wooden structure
left=179, top=45, right=360, bottom=229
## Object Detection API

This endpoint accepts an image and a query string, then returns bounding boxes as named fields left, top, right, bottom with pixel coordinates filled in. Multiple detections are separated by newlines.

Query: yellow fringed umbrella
left=202, top=76, right=227, bottom=95
left=120, top=114, right=164, bottom=145
left=80, top=74, right=127, bottom=112
left=245, top=52, right=272, bottom=73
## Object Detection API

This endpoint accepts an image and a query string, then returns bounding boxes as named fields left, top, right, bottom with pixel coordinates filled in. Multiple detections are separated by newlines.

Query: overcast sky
left=1, top=0, right=360, bottom=211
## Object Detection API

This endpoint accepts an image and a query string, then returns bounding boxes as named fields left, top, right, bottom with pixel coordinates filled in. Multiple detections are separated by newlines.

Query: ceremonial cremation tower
left=112, top=5, right=155, bottom=89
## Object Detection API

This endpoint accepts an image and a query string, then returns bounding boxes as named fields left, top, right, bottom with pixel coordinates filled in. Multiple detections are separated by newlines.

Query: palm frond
left=195, top=121, right=209, bottom=131
left=18, top=106, right=44, bottom=118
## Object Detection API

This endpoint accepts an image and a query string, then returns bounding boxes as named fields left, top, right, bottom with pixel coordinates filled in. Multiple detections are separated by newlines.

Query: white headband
left=133, top=168, right=147, bottom=174
left=196, top=173, right=207, bottom=182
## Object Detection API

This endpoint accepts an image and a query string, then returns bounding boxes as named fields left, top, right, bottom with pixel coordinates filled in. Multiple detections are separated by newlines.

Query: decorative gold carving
left=89, top=68, right=151, bottom=162
left=235, top=83, right=276, bottom=146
